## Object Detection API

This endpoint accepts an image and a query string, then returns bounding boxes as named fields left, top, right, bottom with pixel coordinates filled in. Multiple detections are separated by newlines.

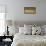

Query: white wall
left=0, top=0, right=46, bottom=22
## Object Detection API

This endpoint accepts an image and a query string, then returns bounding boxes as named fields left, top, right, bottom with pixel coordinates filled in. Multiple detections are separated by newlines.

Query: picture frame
left=24, top=7, right=36, bottom=14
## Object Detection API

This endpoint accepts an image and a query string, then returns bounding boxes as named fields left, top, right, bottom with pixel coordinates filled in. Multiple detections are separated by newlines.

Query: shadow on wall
left=5, top=20, right=46, bottom=27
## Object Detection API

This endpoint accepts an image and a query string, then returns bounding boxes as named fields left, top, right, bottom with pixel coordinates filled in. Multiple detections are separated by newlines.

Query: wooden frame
left=24, top=7, right=36, bottom=14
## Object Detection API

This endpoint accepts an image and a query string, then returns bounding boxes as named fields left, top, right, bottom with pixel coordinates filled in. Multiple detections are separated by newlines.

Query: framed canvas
left=24, top=7, right=36, bottom=14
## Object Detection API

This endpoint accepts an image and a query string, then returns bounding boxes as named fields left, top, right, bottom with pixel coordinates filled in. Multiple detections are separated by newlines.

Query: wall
left=0, top=0, right=46, bottom=22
